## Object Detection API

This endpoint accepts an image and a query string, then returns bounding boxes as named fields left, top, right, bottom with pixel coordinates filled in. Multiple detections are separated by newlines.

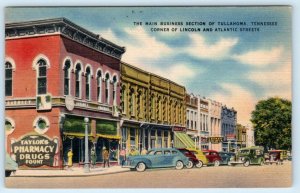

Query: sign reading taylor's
left=11, top=135, right=58, bottom=167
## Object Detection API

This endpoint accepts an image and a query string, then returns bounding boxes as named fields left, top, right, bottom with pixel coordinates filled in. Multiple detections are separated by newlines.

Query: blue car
left=124, top=148, right=189, bottom=172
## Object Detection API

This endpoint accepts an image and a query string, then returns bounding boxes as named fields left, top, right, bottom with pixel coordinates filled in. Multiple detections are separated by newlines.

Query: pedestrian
left=102, top=147, right=110, bottom=168
left=67, top=148, right=73, bottom=170
left=91, top=147, right=97, bottom=168
left=141, top=148, right=147, bottom=155
left=120, top=148, right=126, bottom=167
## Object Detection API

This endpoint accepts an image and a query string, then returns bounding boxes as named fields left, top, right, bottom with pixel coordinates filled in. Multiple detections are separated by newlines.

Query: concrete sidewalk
left=11, top=166, right=130, bottom=177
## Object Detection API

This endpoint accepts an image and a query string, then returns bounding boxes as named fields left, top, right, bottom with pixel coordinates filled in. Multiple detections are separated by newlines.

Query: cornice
left=5, top=18, right=126, bottom=60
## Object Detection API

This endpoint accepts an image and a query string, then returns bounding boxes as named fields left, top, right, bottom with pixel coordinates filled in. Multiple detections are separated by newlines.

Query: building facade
left=236, top=124, right=247, bottom=149
left=185, top=94, right=199, bottom=148
left=198, top=96, right=210, bottom=150
left=209, top=100, right=223, bottom=151
left=221, top=106, right=237, bottom=152
left=5, top=18, right=125, bottom=169
left=120, top=62, right=187, bottom=153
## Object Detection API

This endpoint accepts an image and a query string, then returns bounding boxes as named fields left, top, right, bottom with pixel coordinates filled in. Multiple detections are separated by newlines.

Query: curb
left=11, top=169, right=130, bottom=178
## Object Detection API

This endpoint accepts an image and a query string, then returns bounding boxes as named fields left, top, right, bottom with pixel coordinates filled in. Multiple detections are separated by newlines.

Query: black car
left=218, top=152, right=235, bottom=165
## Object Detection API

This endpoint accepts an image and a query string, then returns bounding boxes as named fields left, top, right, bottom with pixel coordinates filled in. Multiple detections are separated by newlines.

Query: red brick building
left=5, top=18, right=125, bottom=169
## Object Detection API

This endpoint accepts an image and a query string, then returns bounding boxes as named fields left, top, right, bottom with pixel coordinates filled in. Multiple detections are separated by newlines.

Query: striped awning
left=174, top=132, right=197, bottom=149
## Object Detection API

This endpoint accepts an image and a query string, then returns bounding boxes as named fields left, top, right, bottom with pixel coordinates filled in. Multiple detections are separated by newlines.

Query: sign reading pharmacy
left=11, top=135, right=58, bottom=167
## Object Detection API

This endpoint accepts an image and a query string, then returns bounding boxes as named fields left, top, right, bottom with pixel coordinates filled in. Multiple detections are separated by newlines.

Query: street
left=5, top=161, right=292, bottom=188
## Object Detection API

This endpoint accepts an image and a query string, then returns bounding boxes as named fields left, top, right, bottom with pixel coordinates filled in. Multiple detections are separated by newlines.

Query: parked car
left=265, top=150, right=288, bottom=165
left=229, top=146, right=265, bottom=167
left=124, top=148, right=189, bottom=172
left=5, top=153, right=18, bottom=177
left=202, top=150, right=222, bottom=166
left=218, top=152, right=235, bottom=165
left=177, top=148, right=199, bottom=168
left=187, top=148, right=208, bottom=168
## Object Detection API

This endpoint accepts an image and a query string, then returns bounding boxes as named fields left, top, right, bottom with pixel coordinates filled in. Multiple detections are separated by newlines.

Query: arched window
left=121, top=85, right=127, bottom=114
left=112, top=75, right=118, bottom=105
left=97, top=70, right=102, bottom=103
left=5, top=62, right=13, bottom=96
left=105, top=73, right=110, bottom=104
left=37, top=59, right=47, bottom=95
left=75, top=63, right=82, bottom=98
left=85, top=67, right=91, bottom=100
left=64, top=60, right=71, bottom=96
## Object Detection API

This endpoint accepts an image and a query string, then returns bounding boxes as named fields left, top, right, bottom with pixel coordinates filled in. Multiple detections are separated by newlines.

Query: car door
left=151, top=150, right=164, bottom=167
left=162, top=150, right=173, bottom=167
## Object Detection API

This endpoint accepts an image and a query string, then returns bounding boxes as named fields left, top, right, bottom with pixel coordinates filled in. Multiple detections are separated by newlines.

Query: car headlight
left=241, top=157, right=245, bottom=161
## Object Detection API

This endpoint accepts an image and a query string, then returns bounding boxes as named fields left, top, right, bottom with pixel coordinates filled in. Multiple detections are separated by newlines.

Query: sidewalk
left=11, top=166, right=130, bottom=177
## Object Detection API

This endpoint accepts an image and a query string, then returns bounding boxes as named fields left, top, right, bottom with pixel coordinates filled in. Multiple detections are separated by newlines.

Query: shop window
left=85, top=67, right=91, bottom=100
left=97, top=70, right=102, bottom=103
left=63, top=60, right=71, bottom=96
left=37, top=59, right=47, bottom=95
left=75, top=63, right=82, bottom=98
left=130, top=128, right=136, bottom=149
left=5, top=62, right=13, bottom=96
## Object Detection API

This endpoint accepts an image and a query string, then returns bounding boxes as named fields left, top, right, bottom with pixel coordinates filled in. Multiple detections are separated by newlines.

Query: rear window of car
left=164, top=150, right=171, bottom=155
left=154, top=151, right=162, bottom=155
left=172, top=150, right=178, bottom=154
left=148, top=150, right=155, bottom=155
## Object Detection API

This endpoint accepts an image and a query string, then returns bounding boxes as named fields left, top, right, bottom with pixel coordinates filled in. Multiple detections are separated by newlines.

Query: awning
left=140, top=123, right=172, bottom=130
left=174, top=132, right=197, bottom=149
left=96, top=134, right=120, bottom=140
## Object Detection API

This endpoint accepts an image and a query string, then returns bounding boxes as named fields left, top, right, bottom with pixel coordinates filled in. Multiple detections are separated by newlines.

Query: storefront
left=121, top=121, right=172, bottom=153
left=62, top=115, right=120, bottom=166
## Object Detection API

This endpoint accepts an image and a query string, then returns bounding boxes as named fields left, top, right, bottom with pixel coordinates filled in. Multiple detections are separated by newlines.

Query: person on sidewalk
left=119, top=148, right=126, bottom=167
left=91, top=147, right=97, bottom=168
left=67, top=148, right=73, bottom=170
left=102, top=147, right=110, bottom=168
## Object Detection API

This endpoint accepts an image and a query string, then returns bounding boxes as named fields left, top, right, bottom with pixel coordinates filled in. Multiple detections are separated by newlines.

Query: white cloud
left=211, top=83, right=257, bottom=126
left=99, top=27, right=172, bottom=66
left=247, top=53, right=291, bottom=100
left=233, top=46, right=284, bottom=67
left=151, top=63, right=198, bottom=85
left=187, top=34, right=239, bottom=60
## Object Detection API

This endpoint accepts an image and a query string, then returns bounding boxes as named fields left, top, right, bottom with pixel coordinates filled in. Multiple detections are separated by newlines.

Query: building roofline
left=5, top=17, right=126, bottom=60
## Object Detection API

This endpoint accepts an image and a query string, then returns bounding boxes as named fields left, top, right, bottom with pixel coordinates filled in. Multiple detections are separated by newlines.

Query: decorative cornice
left=5, top=18, right=126, bottom=60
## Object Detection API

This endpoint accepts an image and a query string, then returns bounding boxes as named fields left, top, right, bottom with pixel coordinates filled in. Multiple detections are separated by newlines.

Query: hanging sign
left=11, top=135, right=58, bottom=167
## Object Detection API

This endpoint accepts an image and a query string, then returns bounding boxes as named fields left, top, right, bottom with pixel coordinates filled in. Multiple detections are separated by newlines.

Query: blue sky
left=5, top=7, right=292, bottom=125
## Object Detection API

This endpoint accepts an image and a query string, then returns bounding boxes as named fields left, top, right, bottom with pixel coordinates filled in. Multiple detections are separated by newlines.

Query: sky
left=5, top=6, right=292, bottom=126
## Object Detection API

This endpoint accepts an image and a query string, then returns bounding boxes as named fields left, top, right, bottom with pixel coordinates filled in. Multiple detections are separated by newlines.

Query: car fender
left=131, top=158, right=152, bottom=168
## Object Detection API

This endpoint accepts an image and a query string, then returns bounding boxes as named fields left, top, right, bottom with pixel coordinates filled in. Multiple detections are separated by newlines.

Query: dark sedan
left=218, top=152, right=235, bottom=165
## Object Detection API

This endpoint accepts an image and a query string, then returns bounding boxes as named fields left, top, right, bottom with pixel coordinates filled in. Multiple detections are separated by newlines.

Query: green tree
left=251, top=97, right=292, bottom=150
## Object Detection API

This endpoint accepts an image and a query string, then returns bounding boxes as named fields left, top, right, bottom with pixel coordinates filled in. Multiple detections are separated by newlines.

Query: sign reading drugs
left=11, top=135, right=58, bottom=167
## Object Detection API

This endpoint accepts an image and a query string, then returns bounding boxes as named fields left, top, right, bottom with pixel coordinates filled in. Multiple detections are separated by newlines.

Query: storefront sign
left=201, top=137, right=209, bottom=143
left=11, top=135, right=58, bottom=167
left=226, top=134, right=236, bottom=141
left=173, top=126, right=187, bottom=132
left=209, top=137, right=223, bottom=144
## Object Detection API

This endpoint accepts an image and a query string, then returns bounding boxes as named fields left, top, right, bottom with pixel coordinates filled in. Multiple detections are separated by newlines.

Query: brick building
left=5, top=18, right=125, bottom=169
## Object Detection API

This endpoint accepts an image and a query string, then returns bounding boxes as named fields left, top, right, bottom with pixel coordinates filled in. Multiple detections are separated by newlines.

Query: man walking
left=102, top=147, right=110, bottom=168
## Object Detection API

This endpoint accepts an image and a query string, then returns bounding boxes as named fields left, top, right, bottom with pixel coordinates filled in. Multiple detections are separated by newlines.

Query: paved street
left=5, top=161, right=292, bottom=188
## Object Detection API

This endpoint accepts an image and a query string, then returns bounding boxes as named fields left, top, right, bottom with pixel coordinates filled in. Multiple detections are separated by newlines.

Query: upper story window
left=64, top=60, right=71, bottom=96
left=5, top=62, right=13, bottom=96
left=112, top=75, right=118, bottom=105
left=37, top=59, right=47, bottom=95
left=97, top=70, right=102, bottom=103
left=105, top=73, right=110, bottom=104
left=75, top=63, right=82, bottom=98
left=85, top=67, right=91, bottom=100
left=121, top=85, right=127, bottom=114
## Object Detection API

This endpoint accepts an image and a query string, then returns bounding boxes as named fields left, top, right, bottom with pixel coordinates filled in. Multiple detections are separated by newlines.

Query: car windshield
left=240, top=150, right=249, bottom=154
left=147, top=150, right=155, bottom=155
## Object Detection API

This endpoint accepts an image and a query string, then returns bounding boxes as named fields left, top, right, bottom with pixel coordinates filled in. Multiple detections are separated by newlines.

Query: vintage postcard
left=4, top=6, right=292, bottom=188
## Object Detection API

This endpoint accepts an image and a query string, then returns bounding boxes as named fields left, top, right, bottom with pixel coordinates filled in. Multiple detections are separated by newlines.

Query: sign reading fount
left=11, top=135, right=58, bottom=167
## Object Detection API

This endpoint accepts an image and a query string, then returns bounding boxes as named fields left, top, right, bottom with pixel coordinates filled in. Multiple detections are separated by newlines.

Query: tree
left=251, top=97, right=291, bottom=150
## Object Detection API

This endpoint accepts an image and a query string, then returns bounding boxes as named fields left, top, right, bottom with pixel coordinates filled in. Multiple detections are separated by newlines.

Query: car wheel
left=5, top=171, right=12, bottom=177
left=243, top=160, right=250, bottom=167
left=186, top=160, right=194, bottom=169
left=195, top=161, right=203, bottom=168
left=136, top=162, right=146, bottom=172
left=214, top=160, right=220, bottom=167
left=175, top=161, right=184, bottom=170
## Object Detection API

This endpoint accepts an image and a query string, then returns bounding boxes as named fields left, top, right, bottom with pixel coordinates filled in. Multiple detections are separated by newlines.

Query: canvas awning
left=174, top=132, right=197, bottom=149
